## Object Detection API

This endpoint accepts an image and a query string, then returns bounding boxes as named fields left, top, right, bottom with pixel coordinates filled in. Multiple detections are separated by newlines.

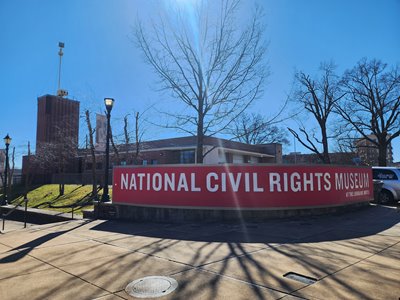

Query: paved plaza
left=0, top=204, right=399, bottom=299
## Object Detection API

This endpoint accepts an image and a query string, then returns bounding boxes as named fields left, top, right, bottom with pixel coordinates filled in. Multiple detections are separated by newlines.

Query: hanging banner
left=112, top=165, right=373, bottom=209
left=95, top=114, right=107, bottom=151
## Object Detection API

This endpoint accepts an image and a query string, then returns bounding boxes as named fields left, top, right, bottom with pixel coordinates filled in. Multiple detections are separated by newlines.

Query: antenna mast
left=57, top=42, right=68, bottom=97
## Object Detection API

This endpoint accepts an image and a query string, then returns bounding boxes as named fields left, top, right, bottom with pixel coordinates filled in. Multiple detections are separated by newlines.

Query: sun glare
left=174, top=0, right=198, bottom=5
left=167, top=0, right=201, bottom=12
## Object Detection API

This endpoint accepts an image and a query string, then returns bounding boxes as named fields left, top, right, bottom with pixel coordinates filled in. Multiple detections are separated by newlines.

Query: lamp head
left=104, top=98, right=115, bottom=113
left=3, top=134, right=11, bottom=146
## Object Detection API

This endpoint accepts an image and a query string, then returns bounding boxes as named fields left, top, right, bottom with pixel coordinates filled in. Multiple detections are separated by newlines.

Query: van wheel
left=379, top=190, right=394, bottom=204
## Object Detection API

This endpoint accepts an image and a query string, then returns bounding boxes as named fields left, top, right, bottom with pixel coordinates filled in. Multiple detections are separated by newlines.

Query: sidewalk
left=0, top=204, right=399, bottom=299
left=0, top=220, right=33, bottom=233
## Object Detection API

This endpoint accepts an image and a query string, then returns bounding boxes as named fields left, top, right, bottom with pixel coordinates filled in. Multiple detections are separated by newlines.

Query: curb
left=1, top=205, right=83, bottom=225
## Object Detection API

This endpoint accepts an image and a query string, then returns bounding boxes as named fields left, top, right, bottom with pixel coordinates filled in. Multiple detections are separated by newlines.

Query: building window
left=224, top=152, right=233, bottom=163
left=250, top=156, right=260, bottom=164
left=180, top=150, right=195, bottom=164
left=142, top=160, right=148, bottom=166
left=151, top=159, right=158, bottom=165
left=232, top=153, right=244, bottom=163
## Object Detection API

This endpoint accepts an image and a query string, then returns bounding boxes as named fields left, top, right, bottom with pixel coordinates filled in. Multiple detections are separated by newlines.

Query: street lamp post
left=101, top=98, right=114, bottom=202
left=2, top=134, right=11, bottom=206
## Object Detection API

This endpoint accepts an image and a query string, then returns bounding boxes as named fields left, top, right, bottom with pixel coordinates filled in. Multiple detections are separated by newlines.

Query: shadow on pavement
left=0, top=205, right=398, bottom=299
left=0, top=220, right=94, bottom=263
left=91, top=204, right=400, bottom=244
left=85, top=204, right=399, bottom=299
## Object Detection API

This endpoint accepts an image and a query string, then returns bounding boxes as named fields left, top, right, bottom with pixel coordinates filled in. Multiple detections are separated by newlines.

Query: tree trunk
left=58, top=156, right=65, bottom=196
left=196, top=102, right=204, bottom=164
left=24, top=142, right=31, bottom=198
left=58, top=182, right=65, bottom=196
left=378, top=143, right=388, bottom=166
left=59, top=183, right=65, bottom=196
left=134, top=112, right=140, bottom=164
left=321, top=125, right=331, bottom=164
left=196, top=134, right=204, bottom=164
left=110, top=125, right=120, bottom=165
left=85, top=110, right=97, bottom=199
left=123, top=115, right=130, bottom=164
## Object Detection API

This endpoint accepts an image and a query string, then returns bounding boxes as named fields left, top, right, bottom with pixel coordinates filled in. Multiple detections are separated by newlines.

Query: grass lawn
left=6, top=184, right=112, bottom=215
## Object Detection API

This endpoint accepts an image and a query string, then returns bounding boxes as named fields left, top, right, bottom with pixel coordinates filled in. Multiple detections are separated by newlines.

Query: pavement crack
left=286, top=239, right=400, bottom=298
left=23, top=253, right=114, bottom=295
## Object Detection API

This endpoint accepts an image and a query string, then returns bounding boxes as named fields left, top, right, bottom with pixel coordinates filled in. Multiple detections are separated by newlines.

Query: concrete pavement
left=0, top=204, right=399, bottom=299
left=0, top=220, right=33, bottom=233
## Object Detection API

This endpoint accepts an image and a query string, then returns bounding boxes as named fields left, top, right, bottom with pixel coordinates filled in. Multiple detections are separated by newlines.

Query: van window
left=373, top=169, right=398, bottom=180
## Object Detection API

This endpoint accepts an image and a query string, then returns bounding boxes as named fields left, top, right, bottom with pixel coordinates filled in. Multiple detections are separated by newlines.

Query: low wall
left=1, top=206, right=74, bottom=224
left=96, top=202, right=370, bottom=223
left=89, top=164, right=375, bottom=222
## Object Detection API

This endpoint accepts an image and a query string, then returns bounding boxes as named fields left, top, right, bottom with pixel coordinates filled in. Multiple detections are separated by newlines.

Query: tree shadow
left=91, top=205, right=400, bottom=244
left=1, top=205, right=398, bottom=299
left=0, top=220, right=94, bottom=263
left=87, top=205, right=399, bottom=299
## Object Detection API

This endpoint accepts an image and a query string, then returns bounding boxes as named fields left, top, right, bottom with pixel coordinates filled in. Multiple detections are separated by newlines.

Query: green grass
left=7, top=184, right=112, bottom=216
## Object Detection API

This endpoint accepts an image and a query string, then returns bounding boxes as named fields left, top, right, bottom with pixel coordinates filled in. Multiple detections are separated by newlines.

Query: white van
left=372, top=167, right=400, bottom=204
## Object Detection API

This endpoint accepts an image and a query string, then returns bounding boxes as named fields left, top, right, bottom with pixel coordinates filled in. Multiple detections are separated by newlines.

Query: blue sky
left=1, top=0, right=399, bottom=167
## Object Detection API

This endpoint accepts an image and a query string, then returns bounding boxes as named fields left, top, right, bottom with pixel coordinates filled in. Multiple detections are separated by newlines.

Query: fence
left=0, top=173, right=22, bottom=187
left=51, top=171, right=113, bottom=186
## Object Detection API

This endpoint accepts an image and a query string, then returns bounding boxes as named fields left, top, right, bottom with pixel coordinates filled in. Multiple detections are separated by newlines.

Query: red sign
left=112, top=165, right=373, bottom=209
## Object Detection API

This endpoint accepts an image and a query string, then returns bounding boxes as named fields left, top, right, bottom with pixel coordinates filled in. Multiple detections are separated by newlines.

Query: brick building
left=23, top=94, right=282, bottom=184
left=283, top=134, right=395, bottom=166
left=283, top=152, right=358, bottom=165
left=78, top=136, right=283, bottom=173
left=36, top=94, right=79, bottom=152
left=354, top=134, right=393, bottom=166
left=22, top=94, right=80, bottom=182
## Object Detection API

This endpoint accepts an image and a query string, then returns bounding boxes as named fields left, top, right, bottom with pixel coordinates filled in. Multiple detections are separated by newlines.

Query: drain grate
left=283, top=272, right=317, bottom=285
left=125, top=276, right=178, bottom=298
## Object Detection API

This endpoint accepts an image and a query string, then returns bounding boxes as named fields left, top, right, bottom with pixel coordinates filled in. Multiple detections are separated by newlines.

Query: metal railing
left=1, top=197, right=29, bottom=231
left=71, top=205, right=76, bottom=220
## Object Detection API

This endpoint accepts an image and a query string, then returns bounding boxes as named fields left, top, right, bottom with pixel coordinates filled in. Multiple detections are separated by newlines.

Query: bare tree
left=123, top=115, right=130, bottom=163
left=134, top=112, right=146, bottom=164
left=230, top=113, right=289, bottom=145
left=83, top=135, right=88, bottom=173
left=334, top=125, right=357, bottom=153
left=288, top=63, right=343, bottom=164
left=127, top=112, right=145, bottom=164
left=35, top=120, right=78, bottom=195
left=122, top=111, right=146, bottom=165
left=56, top=127, right=77, bottom=195
left=135, top=0, right=268, bottom=163
left=336, top=58, right=400, bottom=166
left=85, top=110, right=98, bottom=199
left=23, top=141, right=37, bottom=198
left=23, top=142, right=31, bottom=198
left=109, top=125, right=120, bottom=165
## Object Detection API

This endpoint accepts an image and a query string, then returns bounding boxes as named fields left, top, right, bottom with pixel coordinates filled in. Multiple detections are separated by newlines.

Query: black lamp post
left=101, top=98, right=114, bottom=202
left=2, top=134, right=11, bottom=206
